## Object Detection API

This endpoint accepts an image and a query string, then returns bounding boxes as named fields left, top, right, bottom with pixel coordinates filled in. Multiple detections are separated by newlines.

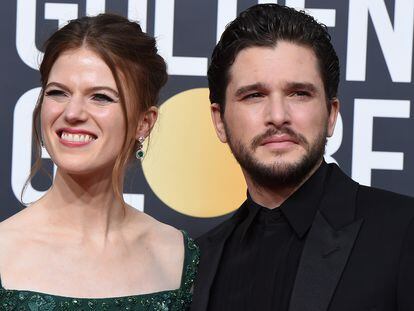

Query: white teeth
left=61, top=132, right=95, bottom=143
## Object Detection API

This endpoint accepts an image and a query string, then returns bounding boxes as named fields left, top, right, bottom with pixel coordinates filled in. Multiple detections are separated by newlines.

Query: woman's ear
left=136, top=106, right=158, bottom=140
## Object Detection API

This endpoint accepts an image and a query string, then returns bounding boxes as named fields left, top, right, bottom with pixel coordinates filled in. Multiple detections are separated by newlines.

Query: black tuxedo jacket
left=191, top=164, right=414, bottom=311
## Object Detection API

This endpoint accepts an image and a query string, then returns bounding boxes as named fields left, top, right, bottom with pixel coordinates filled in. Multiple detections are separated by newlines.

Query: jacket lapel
left=289, top=211, right=363, bottom=311
left=191, top=202, right=247, bottom=311
left=289, top=164, right=364, bottom=311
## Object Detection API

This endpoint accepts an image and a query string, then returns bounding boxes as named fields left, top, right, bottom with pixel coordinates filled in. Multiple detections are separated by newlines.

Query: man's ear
left=327, top=98, right=340, bottom=137
left=136, top=106, right=158, bottom=140
left=211, top=103, right=228, bottom=143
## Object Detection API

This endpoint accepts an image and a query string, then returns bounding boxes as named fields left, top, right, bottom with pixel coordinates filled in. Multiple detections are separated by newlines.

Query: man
left=191, top=4, right=414, bottom=311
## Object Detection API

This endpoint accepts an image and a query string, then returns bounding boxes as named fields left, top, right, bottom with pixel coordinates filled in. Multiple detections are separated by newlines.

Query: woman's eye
left=92, top=93, right=115, bottom=103
left=45, top=89, right=66, bottom=97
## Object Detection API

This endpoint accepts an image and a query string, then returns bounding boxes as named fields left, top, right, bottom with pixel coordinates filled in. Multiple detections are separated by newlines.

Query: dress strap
left=179, top=230, right=200, bottom=294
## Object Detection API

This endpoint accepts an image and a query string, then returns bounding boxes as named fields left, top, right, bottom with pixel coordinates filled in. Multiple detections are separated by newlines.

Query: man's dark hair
left=208, top=3, right=339, bottom=113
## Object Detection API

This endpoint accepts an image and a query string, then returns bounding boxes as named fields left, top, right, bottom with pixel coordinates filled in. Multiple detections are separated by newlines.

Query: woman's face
left=41, top=47, right=126, bottom=176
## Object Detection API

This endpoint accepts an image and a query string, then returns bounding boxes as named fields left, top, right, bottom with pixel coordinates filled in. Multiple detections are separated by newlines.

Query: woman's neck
left=37, top=168, right=127, bottom=243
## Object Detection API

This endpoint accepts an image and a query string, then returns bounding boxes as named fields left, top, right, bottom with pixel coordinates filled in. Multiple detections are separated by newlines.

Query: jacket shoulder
left=195, top=209, right=242, bottom=250
left=357, top=184, right=414, bottom=210
left=354, top=184, right=414, bottom=228
left=326, top=163, right=414, bottom=214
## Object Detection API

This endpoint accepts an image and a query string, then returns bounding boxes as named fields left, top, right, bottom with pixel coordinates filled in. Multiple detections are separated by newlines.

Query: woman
left=0, top=14, right=198, bottom=310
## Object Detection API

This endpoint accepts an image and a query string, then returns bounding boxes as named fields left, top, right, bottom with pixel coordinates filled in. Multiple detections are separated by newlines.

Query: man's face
left=211, top=41, right=339, bottom=188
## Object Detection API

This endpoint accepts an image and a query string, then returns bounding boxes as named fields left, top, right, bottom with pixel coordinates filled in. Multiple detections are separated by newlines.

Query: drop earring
left=136, top=136, right=145, bottom=160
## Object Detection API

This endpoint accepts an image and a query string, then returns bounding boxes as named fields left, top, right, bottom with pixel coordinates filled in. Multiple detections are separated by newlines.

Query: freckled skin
left=41, top=47, right=126, bottom=176
left=0, top=47, right=185, bottom=299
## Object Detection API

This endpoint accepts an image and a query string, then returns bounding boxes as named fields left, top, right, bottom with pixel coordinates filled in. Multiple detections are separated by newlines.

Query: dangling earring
left=135, top=136, right=145, bottom=160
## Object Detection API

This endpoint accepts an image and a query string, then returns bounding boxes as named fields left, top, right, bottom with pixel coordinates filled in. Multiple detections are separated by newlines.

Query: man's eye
left=292, top=91, right=310, bottom=97
left=243, top=92, right=263, bottom=100
left=45, top=89, right=66, bottom=97
left=92, top=93, right=115, bottom=102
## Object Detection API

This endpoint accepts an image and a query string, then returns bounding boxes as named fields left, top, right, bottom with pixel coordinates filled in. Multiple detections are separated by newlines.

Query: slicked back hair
left=208, top=4, right=339, bottom=113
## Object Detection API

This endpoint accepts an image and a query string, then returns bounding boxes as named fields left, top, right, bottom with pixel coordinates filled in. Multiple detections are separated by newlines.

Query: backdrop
left=1, top=0, right=413, bottom=238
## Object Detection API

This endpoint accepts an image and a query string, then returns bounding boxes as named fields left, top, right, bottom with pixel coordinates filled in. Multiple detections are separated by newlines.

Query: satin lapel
left=288, top=211, right=363, bottom=311
left=191, top=202, right=247, bottom=311
left=289, top=164, right=364, bottom=311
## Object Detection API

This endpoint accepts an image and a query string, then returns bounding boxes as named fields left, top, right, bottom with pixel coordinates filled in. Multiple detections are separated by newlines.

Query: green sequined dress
left=0, top=231, right=199, bottom=311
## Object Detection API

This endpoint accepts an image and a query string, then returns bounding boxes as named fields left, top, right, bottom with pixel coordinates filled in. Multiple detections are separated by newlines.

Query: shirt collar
left=242, top=161, right=328, bottom=239
left=240, top=192, right=263, bottom=239
left=280, top=161, right=328, bottom=238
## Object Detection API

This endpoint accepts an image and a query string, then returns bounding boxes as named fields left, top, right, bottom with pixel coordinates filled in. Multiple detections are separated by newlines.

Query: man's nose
left=264, top=95, right=291, bottom=127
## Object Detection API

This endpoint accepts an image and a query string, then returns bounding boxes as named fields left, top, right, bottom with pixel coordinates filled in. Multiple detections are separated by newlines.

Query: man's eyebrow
left=285, top=82, right=318, bottom=93
left=234, top=83, right=269, bottom=97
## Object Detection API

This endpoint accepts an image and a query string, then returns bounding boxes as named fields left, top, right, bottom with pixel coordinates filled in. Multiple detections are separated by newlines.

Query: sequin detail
left=0, top=231, right=199, bottom=311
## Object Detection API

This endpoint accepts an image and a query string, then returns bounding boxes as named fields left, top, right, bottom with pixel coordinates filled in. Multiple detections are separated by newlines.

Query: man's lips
left=260, top=135, right=299, bottom=146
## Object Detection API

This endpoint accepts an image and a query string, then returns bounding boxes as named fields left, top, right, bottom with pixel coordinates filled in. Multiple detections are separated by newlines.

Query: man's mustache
left=251, top=127, right=308, bottom=150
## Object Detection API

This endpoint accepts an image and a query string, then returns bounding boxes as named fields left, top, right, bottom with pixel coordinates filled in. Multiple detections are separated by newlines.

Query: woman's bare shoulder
left=0, top=208, right=33, bottom=237
left=126, top=207, right=185, bottom=284
left=0, top=207, right=41, bottom=266
left=126, top=207, right=183, bottom=251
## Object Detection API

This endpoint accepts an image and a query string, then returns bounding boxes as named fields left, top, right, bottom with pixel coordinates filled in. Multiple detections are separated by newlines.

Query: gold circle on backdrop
left=142, top=88, right=246, bottom=218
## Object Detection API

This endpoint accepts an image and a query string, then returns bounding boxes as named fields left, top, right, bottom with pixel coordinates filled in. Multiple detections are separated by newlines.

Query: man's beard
left=224, top=124, right=327, bottom=189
